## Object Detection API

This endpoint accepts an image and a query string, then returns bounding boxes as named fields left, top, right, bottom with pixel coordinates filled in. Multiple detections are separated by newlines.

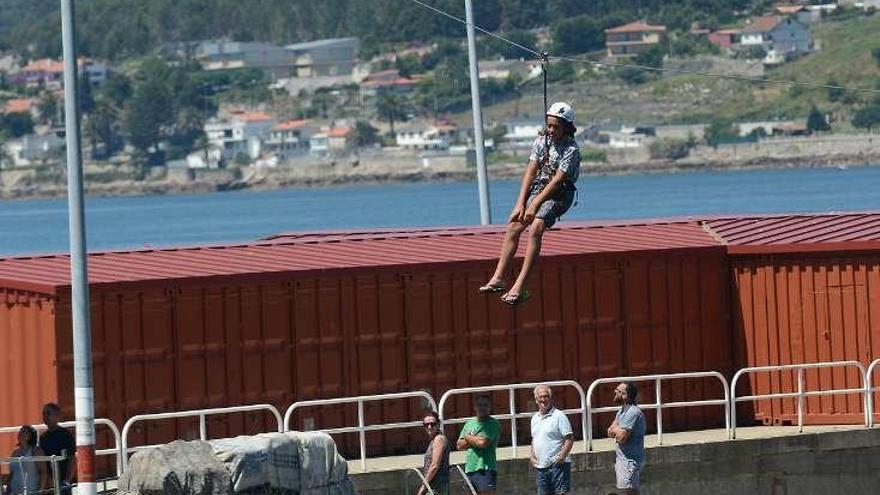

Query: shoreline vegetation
left=1, top=152, right=878, bottom=201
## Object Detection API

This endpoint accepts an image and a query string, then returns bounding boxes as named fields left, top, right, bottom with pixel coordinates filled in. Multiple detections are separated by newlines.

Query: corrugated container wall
left=731, top=252, right=880, bottom=426
left=1, top=247, right=732, bottom=461
left=0, top=289, right=58, bottom=457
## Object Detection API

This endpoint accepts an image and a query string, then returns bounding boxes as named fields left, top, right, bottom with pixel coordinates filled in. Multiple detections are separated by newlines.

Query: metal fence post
left=586, top=401, right=594, bottom=451
left=51, top=455, right=62, bottom=495
left=797, top=368, right=805, bottom=433
left=199, top=414, right=207, bottom=441
left=357, top=400, right=367, bottom=470
left=508, top=388, right=518, bottom=455
left=655, top=378, right=663, bottom=445
left=866, top=359, right=877, bottom=428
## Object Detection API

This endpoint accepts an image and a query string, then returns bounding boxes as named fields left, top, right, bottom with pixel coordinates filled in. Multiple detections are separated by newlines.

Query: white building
left=607, top=127, right=651, bottom=149
left=395, top=123, right=458, bottom=150
left=3, top=131, right=66, bottom=167
left=502, top=118, right=543, bottom=147
left=740, top=14, right=812, bottom=57
left=204, top=110, right=276, bottom=161
left=309, top=132, right=329, bottom=155
left=264, top=119, right=315, bottom=160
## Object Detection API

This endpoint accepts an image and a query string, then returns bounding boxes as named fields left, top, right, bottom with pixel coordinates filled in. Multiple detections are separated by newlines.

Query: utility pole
left=464, top=0, right=492, bottom=225
left=60, top=1, right=97, bottom=494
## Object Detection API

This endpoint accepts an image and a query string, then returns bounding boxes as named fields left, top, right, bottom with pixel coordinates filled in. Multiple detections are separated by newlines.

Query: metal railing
left=437, top=380, right=588, bottom=456
left=585, top=371, right=730, bottom=450
left=5, top=359, right=880, bottom=478
left=730, top=361, right=869, bottom=438
left=403, top=467, right=435, bottom=495
left=0, top=454, right=66, bottom=495
left=120, top=404, right=283, bottom=472
left=0, top=419, right=122, bottom=477
left=283, top=391, right=437, bottom=470
left=453, top=464, right=478, bottom=495
left=867, top=358, right=880, bottom=428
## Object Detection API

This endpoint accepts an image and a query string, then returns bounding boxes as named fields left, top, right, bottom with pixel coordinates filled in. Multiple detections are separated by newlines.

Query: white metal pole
left=60, top=0, right=97, bottom=493
left=464, top=0, right=492, bottom=225
left=655, top=379, right=663, bottom=445
left=358, top=401, right=367, bottom=470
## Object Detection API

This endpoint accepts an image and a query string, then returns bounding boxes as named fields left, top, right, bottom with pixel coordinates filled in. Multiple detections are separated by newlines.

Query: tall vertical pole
left=464, top=0, right=492, bottom=225
left=60, top=0, right=97, bottom=494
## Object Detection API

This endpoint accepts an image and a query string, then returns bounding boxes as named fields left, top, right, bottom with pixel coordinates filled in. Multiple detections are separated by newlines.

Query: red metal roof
left=703, top=213, right=880, bottom=254
left=0, top=219, right=717, bottom=294
left=3, top=213, right=878, bottom=294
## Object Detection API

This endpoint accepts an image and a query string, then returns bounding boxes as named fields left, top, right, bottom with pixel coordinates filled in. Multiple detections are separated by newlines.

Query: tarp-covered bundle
left=118, top=431, right=355, bottom=495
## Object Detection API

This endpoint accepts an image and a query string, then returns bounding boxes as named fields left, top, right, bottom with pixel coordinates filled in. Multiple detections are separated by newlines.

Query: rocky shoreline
left=1, top=152, right=878, bottom=201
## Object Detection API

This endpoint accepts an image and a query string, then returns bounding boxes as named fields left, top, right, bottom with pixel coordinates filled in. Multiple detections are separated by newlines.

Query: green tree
left=552, top=15, right=604, bottom=55
left=635, top=45, right=666, bottom=69
left=0, top=112, right=35, bottom=138
left=481, top=30, right=537, bottom=59
left=89, top=73, right=132, bottom=157
left=125, top=73, right=173, bottom=160
left=376, top=92, right=409, bottom=135
left=704, top=118, right=738, bottom=145
left=394, top=55, right=422, bottom=78
left=352, top=120, right=379, bottom=146
left=826, top=79, right=845, bottom=103
left=546, top=61, right=576, bottom=83
left=617, top=66, right=648, bottom=85
left=806, top=105, right=830, bottom=133
left=36, top=93, right=60, bottom=126
left=852, top=104, right=880, bottom=131
left=649, top=138, right=693, bottom=160
left=873, top=46, right=880, bottom=67
left=78, top=72, right=95, bottom=115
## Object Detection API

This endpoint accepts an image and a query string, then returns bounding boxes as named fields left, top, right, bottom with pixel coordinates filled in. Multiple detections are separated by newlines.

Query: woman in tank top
left=6, top=425, right=48, bottom=495
left=417, top=411, right=450, bottom=495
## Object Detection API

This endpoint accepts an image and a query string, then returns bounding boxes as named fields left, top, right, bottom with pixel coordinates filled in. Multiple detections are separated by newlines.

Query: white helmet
left=546, top=101, right=575, bottom=124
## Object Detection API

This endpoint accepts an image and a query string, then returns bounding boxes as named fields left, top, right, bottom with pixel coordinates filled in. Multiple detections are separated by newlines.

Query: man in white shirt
left=530, top=384, right=574, bottom=495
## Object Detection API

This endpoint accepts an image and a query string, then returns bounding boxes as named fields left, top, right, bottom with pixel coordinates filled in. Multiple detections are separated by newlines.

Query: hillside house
left=605, top=21, right=667, bottom=59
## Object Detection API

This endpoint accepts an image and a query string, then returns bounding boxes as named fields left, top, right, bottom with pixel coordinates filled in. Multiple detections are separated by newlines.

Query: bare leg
left=484, top=221, right=527, bottom=286
left=507, top=219, right=546, bottom=296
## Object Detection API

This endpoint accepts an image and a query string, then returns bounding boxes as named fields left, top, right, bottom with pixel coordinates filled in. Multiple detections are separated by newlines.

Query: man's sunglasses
left=423, top=421, right=438, bottom=427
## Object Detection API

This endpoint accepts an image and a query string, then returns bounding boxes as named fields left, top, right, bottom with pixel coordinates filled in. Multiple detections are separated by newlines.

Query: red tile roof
left=742, top=15, right=783, bottom=33
left=605, top=21, right=667, bottom=34
left=776, top=5, right=806, bottom=14
left=272, top=119, right=311, bottom=131
left=230, top=110, right=273, bottom=122
left=3, top=98, right=35, bottom=114
left=20, top=58, right=65, bottom=74
left=326, top=127, right=353, bottom=138
left=2, top=214, right=878, bottom=294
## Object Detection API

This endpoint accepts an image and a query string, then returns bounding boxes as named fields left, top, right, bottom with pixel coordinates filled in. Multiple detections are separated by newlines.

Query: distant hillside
left=701, top=13, right=880, bottom=122
left=469, top=13, right=880, bottom=127
left=0, top=0, right=766, bottom=60
left=0, top=0, right=55, bottom=47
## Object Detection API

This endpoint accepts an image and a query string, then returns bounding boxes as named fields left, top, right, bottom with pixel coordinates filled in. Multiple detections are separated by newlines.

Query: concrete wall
left=687, top=134, right=878, bottom=162
left=352, top=428, right=880, bottom=495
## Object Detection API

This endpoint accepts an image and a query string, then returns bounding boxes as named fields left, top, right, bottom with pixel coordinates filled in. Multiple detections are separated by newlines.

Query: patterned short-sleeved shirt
left=529, top=135, right=581, bottom=184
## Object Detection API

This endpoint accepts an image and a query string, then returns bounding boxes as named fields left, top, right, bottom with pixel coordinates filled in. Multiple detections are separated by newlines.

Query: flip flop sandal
left=501, top=290, right=531, bottom=306
left=478, top=282, right=507, bottom=293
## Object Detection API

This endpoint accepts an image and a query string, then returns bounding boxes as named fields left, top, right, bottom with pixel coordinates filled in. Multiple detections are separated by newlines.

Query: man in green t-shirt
left=456, top=394, right=501, bottom=494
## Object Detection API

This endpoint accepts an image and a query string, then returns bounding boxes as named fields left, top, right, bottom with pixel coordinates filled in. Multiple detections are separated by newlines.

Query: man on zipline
left=479, top=101, right=581, bottom=305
